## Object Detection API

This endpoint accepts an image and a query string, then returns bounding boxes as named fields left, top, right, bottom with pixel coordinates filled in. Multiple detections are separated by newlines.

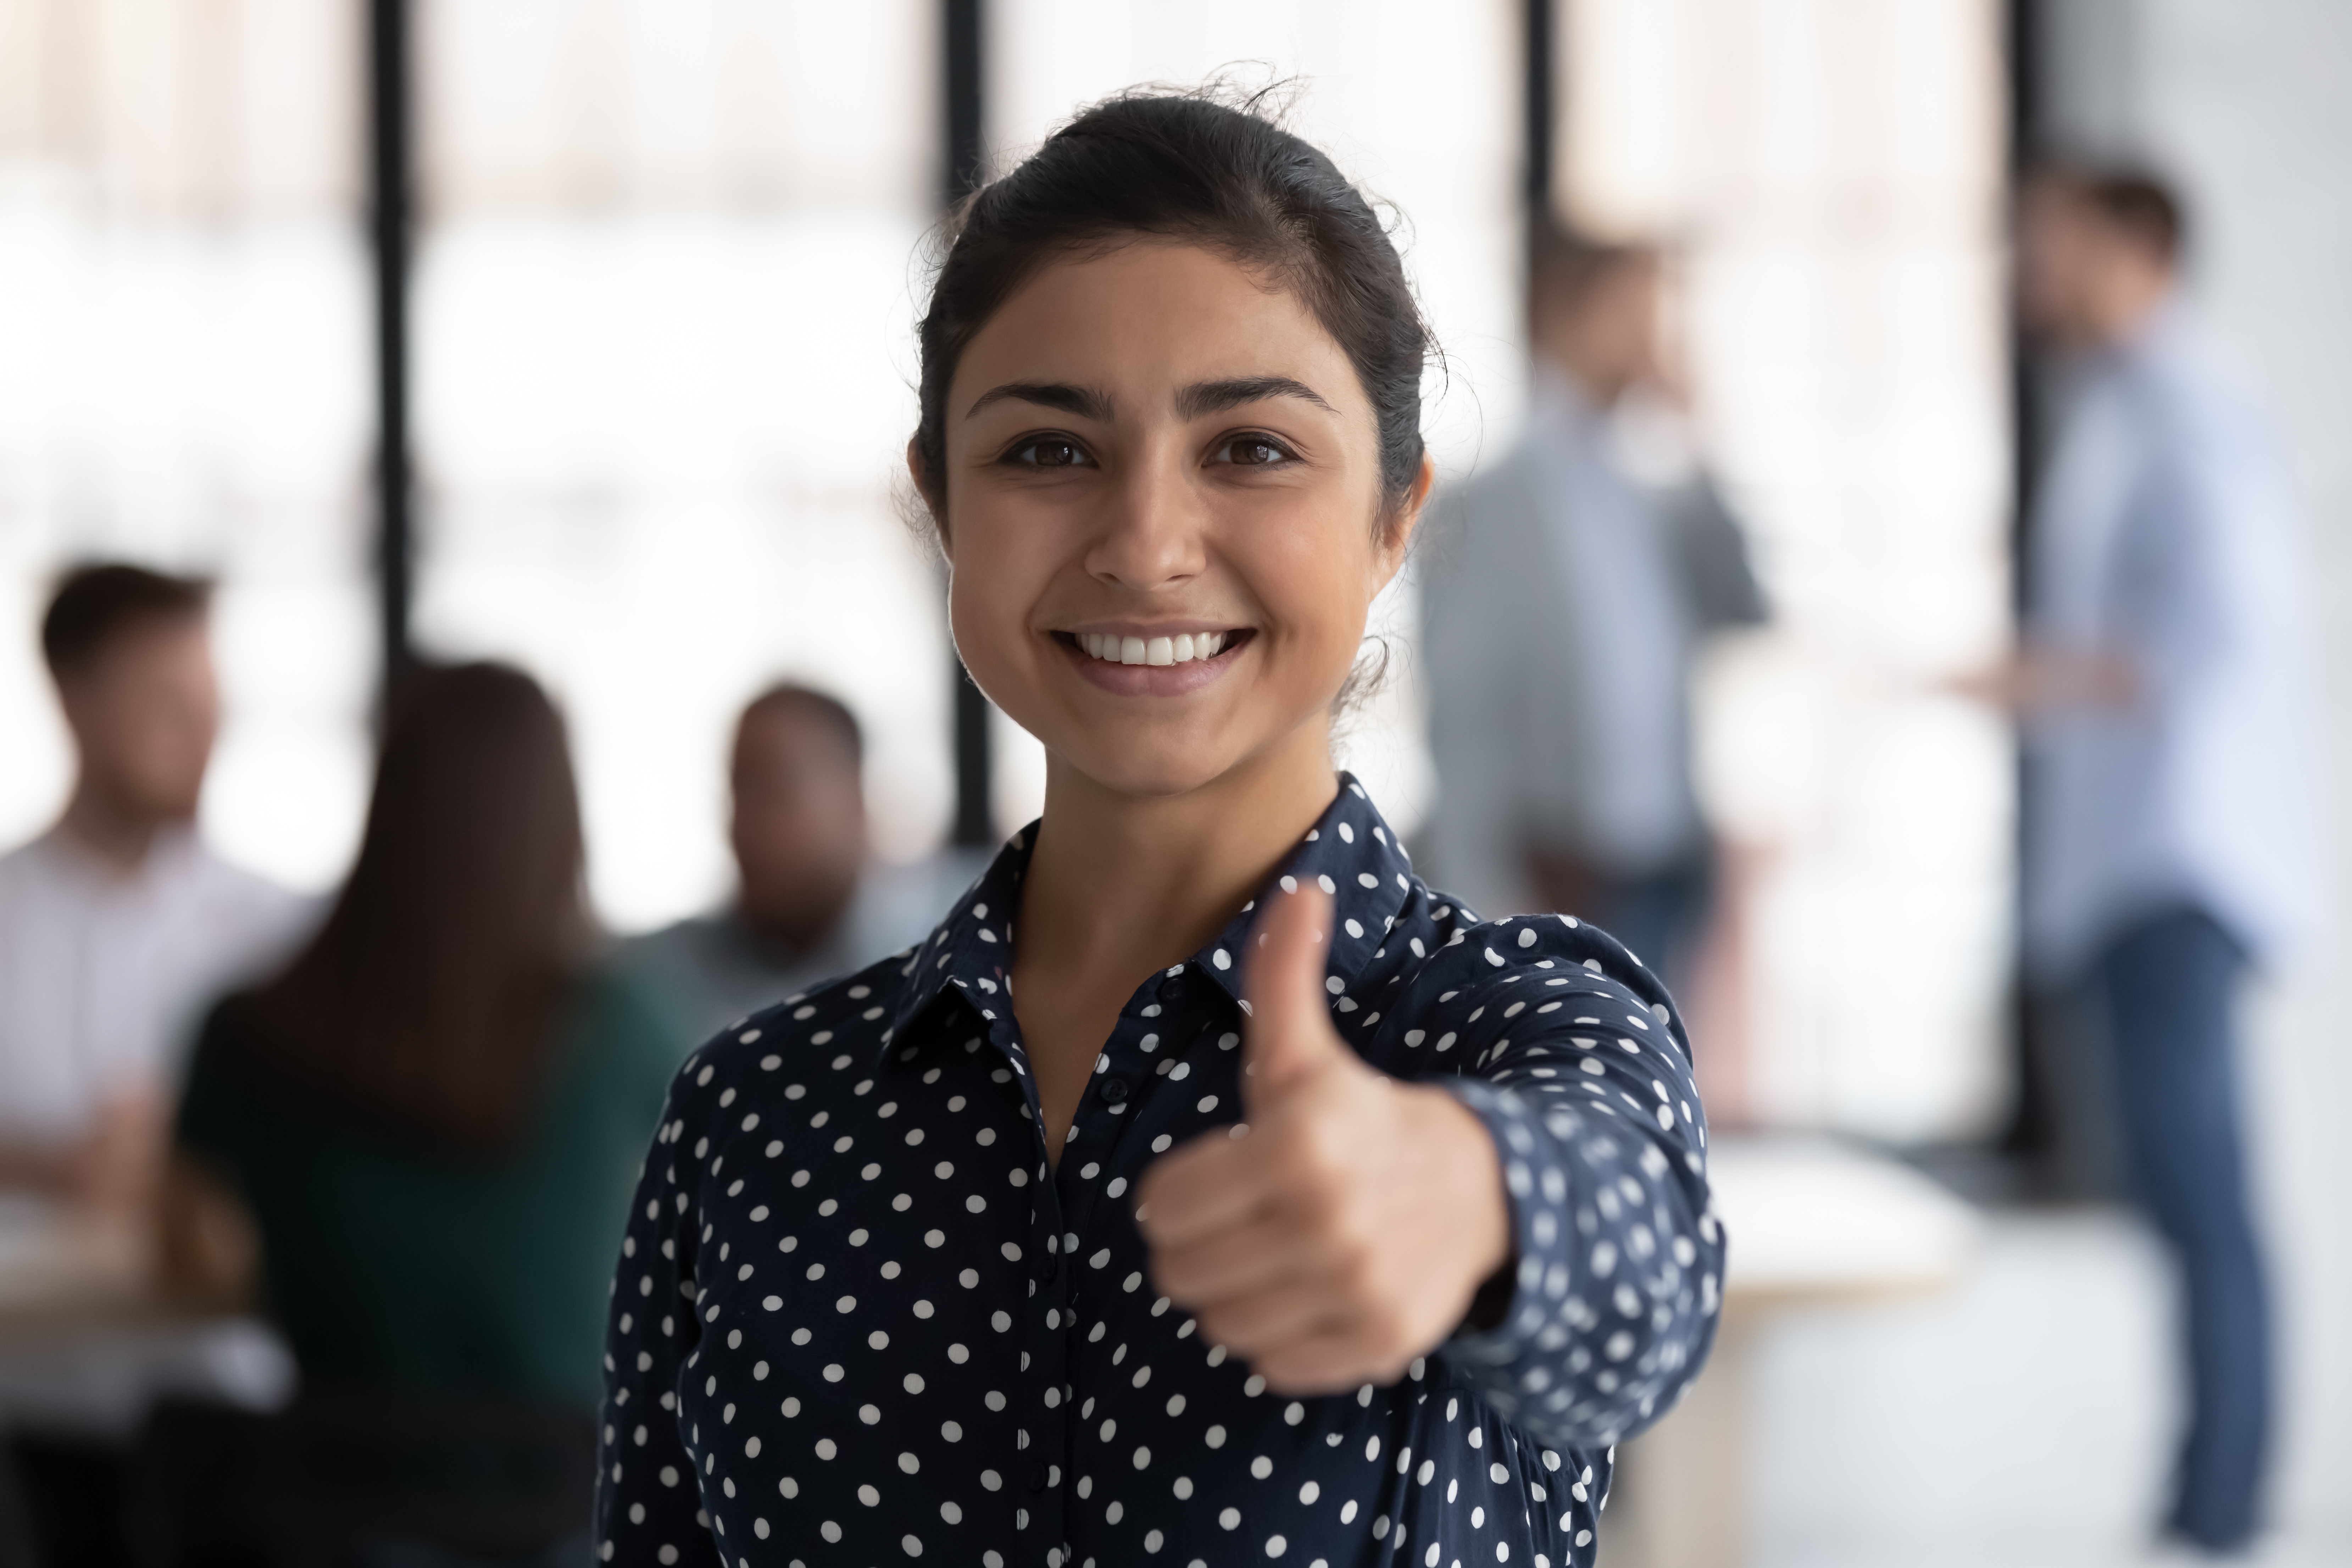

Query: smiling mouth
left=1056, top=630, right=1251, bottom=667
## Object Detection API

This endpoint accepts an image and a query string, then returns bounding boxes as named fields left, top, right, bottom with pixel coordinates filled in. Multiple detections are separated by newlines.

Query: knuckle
left=1294, top=1112, right=1357, bottom=1183
left=1359, top=1298, right=1412, bottom=1353
left=1326, top=1235, right=1380, bottom=1301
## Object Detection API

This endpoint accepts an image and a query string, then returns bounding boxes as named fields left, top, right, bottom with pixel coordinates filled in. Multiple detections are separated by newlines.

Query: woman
left=597, top=94, right=1722, bottom=1567
left=178, top=662, right=677, bottom=1411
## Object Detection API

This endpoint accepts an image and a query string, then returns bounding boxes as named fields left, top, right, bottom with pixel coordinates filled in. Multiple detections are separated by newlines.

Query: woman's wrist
left=1405, top=1083, right=1516, bottom=1330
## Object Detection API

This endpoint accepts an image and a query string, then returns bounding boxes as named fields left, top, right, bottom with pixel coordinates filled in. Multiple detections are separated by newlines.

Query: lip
left=1052, top=628, right=1253, bottom=697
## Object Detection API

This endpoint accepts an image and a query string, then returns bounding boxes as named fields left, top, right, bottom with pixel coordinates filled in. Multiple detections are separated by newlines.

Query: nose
left=1084, top=438, right=1207, bottom=592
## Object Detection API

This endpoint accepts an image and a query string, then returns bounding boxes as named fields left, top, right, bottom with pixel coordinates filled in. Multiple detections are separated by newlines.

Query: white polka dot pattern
left=593, top=776, right=1723, bottom=1567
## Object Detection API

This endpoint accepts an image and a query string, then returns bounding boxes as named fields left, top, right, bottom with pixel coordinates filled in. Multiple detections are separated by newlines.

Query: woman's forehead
left=953, top=241, right=1364, bottom=414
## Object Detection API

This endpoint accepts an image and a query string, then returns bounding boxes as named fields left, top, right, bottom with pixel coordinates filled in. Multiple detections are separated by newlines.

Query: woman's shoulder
left=655, top=943, right=930, bottom=1106
left=1369, top=886, right=1688, bottom=1063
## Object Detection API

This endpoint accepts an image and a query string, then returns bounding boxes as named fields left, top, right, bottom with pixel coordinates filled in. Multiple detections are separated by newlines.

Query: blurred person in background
left=0, top=565, right=310, bottom=1219
left=619, top=682, right=981, bottom=1044
left=172, top=662, right=674, bottom=1411
left=2003, top=161, right=2322, bottom=1557
left=1421, top=225, right=1766, bottom=992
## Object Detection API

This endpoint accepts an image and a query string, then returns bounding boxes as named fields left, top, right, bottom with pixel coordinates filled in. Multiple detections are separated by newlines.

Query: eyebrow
left=963, top=375, right=1340, bottom=424
left=964, top=382, right=1113, bottom=421
left=1174, top=376, right=1338, bottom=419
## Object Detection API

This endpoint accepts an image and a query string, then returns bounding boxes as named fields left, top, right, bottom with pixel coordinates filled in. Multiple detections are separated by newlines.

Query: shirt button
left=1100, top=1078, right=1129, bottom=1106
left=1027, top=1462, right=1050, bottom=1492
left=1043, top=1253, right=1060, bottom=1282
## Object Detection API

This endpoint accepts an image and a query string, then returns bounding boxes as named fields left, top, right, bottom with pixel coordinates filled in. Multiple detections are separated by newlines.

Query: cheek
left=1246, top=509, right=1382, bottom=663
left=945, top=500, right=1056, bottom=660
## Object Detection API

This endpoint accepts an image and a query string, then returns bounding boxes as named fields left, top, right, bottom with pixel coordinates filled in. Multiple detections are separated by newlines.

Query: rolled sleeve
left=1417, top=921, right=1727, bottom=1450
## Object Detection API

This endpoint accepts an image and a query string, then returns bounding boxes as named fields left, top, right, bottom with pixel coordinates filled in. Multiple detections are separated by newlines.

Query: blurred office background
left=1, top=0, right=2347, bottom=1563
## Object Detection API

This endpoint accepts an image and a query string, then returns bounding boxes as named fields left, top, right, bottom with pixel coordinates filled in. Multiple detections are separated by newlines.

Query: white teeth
left=1076, top=630, right=1232, bottom=665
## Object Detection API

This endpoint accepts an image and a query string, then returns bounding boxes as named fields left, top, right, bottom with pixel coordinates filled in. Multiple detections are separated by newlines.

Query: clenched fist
left=1135, top=885, right=1513, bottom=1394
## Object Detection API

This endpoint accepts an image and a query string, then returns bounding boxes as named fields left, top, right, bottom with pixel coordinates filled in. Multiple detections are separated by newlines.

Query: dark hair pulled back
left=912, top=88, right=1431, bottom=529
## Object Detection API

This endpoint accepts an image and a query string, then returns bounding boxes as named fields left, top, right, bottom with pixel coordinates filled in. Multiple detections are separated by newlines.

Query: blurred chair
left=128, top=1389, right=592, bottom=1568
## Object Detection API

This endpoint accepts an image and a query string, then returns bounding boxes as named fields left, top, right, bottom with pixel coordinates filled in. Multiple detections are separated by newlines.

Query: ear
left=907, top=436, right=951, bottom=560
left=1370, top=451, right=1436, bottom=596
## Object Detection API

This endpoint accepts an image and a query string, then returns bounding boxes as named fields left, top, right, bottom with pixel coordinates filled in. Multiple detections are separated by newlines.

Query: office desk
left=0, top=1197, right=291, bottom=1438
left=1599, top=1136, right=1984, bottom=1568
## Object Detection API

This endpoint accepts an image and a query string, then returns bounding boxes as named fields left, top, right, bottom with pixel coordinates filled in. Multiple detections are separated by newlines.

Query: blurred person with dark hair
left=2000, top=160, right=2322, bottom=1557
left=619, top=683, right=982, bottom=1042
left=1421, top=226, right=1765, bottom=990
left=0, top=565, right=310, bottom=1217
left=171, top=662, right=675, bottom=1410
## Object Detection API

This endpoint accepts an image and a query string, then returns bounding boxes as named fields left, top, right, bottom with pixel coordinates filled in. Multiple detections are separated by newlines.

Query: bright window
left=0, top=0, right=374, bottom=891
left=411, top=0, right=944, bottom=930
left=1561, top=0, right=2013, bottom=1139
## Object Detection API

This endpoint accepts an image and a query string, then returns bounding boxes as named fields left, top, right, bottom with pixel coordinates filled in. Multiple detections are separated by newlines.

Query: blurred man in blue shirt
left=2011, top=162, right=2322, bottom=1556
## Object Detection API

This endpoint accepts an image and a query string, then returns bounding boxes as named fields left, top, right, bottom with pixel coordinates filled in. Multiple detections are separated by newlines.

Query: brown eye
left=1219, top=436, right=1292, bottom=467
left=1009, top=438, right=1092, bottom=469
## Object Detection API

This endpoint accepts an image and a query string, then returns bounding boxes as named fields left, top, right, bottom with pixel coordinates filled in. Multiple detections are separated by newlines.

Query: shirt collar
left=34, top=820, right=205, bottom=890
left=879, top=774, right=1420, bottom=1065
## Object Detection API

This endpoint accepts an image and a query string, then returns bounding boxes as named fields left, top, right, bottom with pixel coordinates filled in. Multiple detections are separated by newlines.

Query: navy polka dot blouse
left=596, top=777, right=1724, bottom=1568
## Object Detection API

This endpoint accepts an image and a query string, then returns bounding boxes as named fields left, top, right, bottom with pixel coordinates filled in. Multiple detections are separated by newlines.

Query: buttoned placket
left=1044, top=961, right=1221, bottom=1568
left=928, top=976, right=1069, bottom=1567
left=868, top=805, right=1458, bottom=1568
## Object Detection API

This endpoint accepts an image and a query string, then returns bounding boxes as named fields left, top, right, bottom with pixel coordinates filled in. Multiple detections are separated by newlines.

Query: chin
left=1052, top=738, right=1251, bottom=804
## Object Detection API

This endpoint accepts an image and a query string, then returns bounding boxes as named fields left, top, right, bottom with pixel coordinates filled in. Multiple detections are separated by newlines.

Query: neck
left=1016, top=722, right=1339, bottom=991
left=59, top=779, right=179, bottom=873
left=2087, top=272, right=2174, bottom=352
left=1540, top=349, right=1625, bottom=413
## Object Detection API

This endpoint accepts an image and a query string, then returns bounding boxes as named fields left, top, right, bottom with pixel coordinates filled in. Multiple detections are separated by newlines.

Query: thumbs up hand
left=1135, top=886, right=1513, bottom=1394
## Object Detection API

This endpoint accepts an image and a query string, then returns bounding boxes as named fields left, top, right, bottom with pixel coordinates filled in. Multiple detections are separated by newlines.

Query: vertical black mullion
left=1523, top=0, right=1554, bottom=221
left=2006, top=0, right=2044, bottom=577
left=368, top=0, right=415, bottom=691
left=944, top=0, right=992, bottom=849
left=1999, top=0, right=2053, bottom=1167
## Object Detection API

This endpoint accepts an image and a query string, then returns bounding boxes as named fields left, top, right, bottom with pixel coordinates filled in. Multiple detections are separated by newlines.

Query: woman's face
left=926, top=241, right=1425, bottom=803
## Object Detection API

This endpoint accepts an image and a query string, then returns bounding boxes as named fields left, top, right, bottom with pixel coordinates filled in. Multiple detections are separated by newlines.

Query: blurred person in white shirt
left=619, top=683, right=982, bottom=1045
left=0, top=565, right=310, bottom=1219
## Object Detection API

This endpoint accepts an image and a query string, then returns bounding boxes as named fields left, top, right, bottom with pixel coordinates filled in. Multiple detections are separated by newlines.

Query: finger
left=1190, top=1279, right=1357, bottom=1360
left=1151, top=1214, right=1327, bottom=1308
left=1250, top=1332, right=1410, bottom=1398
left=1134, top=1132, right=1271, bottom=1251
left=1242, top=882, right=1346, bottom=1114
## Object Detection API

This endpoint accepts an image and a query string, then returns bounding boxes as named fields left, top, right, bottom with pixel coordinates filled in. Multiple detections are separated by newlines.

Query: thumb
left=1242, top=883, right=1349, bottom=1114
